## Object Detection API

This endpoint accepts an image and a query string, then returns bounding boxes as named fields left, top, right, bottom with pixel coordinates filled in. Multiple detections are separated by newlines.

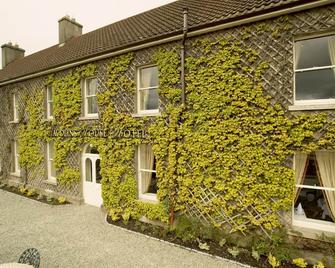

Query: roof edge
left=0, top=0, right=333, bottom=86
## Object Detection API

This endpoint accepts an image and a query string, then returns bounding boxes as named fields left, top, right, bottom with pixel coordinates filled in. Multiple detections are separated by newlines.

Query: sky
left=0, top=0, right=175, bottom=67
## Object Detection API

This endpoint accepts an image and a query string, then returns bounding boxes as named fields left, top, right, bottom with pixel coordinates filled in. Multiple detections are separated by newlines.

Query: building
left=0, top=0, right=335, bottom=241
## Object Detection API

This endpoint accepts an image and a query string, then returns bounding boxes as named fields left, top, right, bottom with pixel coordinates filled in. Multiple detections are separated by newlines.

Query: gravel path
left=0, top=190, right=249, bottom=268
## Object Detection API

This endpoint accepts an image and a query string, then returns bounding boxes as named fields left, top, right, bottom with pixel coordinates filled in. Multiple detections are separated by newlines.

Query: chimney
left=1, top=42, right=25, bottom=68
left=58, top=15, right=82, bottom=44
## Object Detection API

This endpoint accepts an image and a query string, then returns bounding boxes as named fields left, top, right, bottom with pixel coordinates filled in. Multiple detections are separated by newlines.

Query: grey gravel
left=0, top=190, right=249, bottom=268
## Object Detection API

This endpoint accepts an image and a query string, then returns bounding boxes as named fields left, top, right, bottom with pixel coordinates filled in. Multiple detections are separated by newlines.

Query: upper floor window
left=294, top=152, right=335, bottom=233
left=138, top=144, right=157, bottom=202
left=47, top=141, right=56, bottom=182
left=13, top=93, right=19, bottom=122
left=137, top=66, right=159, bottom=114
left=46, top=86, right=53, bottom=119
left=84, top=77, right=98, bottom=117
left=294, top=34, right=335, bottom=105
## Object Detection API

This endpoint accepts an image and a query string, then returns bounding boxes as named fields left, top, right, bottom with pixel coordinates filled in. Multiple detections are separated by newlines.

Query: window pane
left=87, top=78, right=97, bottom=95
left=50, top=160, right=56, bottom=178
left=87, top=96, right=98, bottom=114
left=141, top=170, right=157, bottom=194
left=139, top=88, right=159, bottom=110
left=47, top=87, right=53, bottom=101
left=295, top=68, right=335, bottom=100
left=295, top=36, right=334, bottom=70
left=294, top=188, right=333, bottom=223
left=96, top=159, right=102, bottom=184
left=49, top=142, right=55, bottom=159
left=48, top=102, right=53, bottom=117
left=139, top=144, right=155, bottom=170
left=85, top=158, right=92, bottom=182
left=140, top=66, right=158, bottom=88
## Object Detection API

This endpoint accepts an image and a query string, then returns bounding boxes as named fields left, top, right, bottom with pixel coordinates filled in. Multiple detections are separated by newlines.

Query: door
left=82, top=146, right=102, bottom=207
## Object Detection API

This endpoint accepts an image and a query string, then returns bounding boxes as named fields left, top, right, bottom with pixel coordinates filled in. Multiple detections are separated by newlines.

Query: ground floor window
left=138, top=144, right=157, bottom=202
left=11, top=141, right=20, bottom=176
left=47, top=141, right=56, bottom=182
left=294, top=152, right=335, bottom=231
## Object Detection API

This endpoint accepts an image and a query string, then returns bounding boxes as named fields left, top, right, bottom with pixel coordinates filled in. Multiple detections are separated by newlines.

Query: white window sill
left=132, top=112, right=161, bottom=118
left=44, top=179, right=57, bottom=185
left=289, top=103, right=335, bottom=111
left=10, top=172, right=21, bottom=178
left=8, top=120, right=19, bottom=124
left=292, top=215, right=335, bottom=233
left=139, top=193, right=159, bottom=203
left=42, top=118, right=54, bottom=122
left=79, top=115, right=99, bottom=120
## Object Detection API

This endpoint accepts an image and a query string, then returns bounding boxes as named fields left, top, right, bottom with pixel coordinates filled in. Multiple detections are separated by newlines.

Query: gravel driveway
left=0, top=190, right=249, bottom=268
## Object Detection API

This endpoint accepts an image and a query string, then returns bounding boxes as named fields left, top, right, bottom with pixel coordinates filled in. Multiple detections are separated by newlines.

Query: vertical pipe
left=181, top=8, right=188, bottom=105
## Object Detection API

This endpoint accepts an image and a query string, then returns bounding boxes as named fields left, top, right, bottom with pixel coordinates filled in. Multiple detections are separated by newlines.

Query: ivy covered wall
left=0, top=4, right=335, bottom=234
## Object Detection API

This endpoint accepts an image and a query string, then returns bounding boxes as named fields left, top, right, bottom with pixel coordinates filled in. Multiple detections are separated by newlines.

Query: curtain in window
left=294, top=153, right=308, bottom=202
left=315, top=151, right=335, bottom=221
left=328, top=36, right=335, bottom=76
left=141, top=145, right=154, bottom=193
left=140, top=68, right=153, bottom=110
left=294, top=42, right=302, bottom=69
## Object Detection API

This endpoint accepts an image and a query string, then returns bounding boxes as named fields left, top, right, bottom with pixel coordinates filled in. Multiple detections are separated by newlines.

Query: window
left=13, top=93, right=18, bottom=122
left=293, top=152, right=335, bottom=232
left=294, top=34, right=335, bottom=105
left=137, top=66, right=159, bottom=114
left=47, top=141, right=56, bottom=182
left=11, top=141, right=20, bottom=175
left=84, top=77, right=98, bottom=117
left=138, top=144, right=158, bottom=201
left=46, top=86, right=53, bottom=119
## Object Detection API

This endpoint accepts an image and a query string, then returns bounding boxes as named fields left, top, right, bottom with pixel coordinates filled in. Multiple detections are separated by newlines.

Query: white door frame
left=82, top=145, right=102, bottom=207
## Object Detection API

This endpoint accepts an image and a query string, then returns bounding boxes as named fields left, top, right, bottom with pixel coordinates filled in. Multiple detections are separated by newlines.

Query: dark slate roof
left=0, top=0, right=321, bottom=82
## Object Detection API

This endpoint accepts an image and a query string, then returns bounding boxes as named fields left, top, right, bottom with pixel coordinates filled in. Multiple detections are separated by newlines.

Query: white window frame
left=293, top=33, right=335, bottom=107
left=47, top=141, right=56, bottom=183
left=84, top=77, right=98, bottom=118
left=46, top=86, right=53, bottom=119
left=10, top=141, right=20, bottom=176
left=137, top=65, right=159, bottom=115
left=13, top=93, right=19, bottom=122
left=138, top=145, right=158, bottom=202
left=292, top=152, right=335, bottom=233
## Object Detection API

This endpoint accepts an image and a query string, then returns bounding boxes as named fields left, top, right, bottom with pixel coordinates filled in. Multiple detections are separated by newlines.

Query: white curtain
left=315, top=151, right=335, bottom=221
left=295, top=42, right=302, bottom=70
left=294, top=153, right=308, bottom=202
left=140, top=69, right=153, bottom=110
left=141, top=145, right=154, bottom=193
left=328, top=36, right=335, bottom=76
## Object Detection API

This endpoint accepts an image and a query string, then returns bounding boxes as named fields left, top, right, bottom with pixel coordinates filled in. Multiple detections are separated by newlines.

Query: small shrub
left=19, top=186, right=27, bottom=194
left=46, top=196, right=53, bottom=203
left=58, top=196, right=66, bottom=204
left=251, top=248, right=260, bottom=262
left=219, top=238, right=226, bottom=247
left=26, top=188, right=36, bottom=197
left=227, top=247, right=240, bottom=257
left=268, top=253, right=280, bottom=268
left=292, top=258, right=308, bottom=268
left=197, top=239, right=210, bottom=251
left=313, top=261, right=325, bottom=268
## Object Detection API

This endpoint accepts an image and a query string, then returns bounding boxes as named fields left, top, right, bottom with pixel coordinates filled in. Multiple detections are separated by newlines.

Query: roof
left=0, top=0, right=324, bottom=83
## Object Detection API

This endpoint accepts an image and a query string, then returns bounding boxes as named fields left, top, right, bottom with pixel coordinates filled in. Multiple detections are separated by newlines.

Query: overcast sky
left=0, top=0, right=175, bottom=67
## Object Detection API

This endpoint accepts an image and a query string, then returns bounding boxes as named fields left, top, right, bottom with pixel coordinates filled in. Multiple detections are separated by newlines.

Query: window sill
left=289, top=103, right=335, bottom=111
left=43, top=179, right=57, bottom=186
left=8, top=120, right=19, bottom=124
left=10, top=172, right=21, bottom=178
left=292, top=215, right=335, bottom=233
left=42, top=118, right=54, bottom=122
left=132, top=112, right=161, bottom=118
left=138, top=194, right=159, bottom=204
left=79, top=116, right=99, bottom=120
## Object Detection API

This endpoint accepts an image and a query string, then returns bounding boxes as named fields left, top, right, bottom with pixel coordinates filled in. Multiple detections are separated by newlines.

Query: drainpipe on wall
left=181, top=7, right=188, bottom=105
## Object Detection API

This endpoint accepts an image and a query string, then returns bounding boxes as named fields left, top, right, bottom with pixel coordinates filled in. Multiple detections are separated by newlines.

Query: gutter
left=0, top=0, right=334, bottom=86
